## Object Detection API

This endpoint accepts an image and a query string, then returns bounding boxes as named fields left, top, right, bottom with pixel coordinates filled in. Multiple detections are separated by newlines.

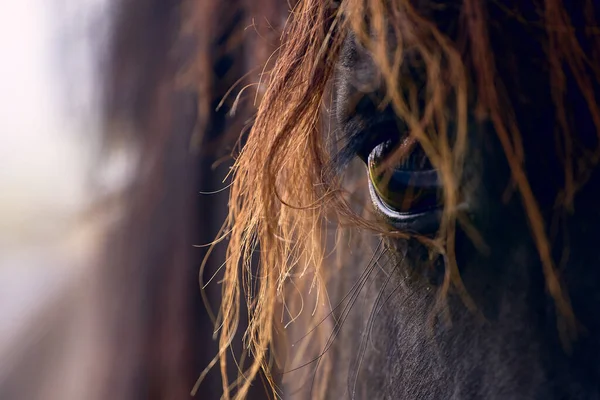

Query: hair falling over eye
left=191, top=0, right=600, bottom=398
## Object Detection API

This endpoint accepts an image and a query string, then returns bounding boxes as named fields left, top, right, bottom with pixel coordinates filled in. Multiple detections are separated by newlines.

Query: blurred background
left=0, top=0, right=287, bottom=398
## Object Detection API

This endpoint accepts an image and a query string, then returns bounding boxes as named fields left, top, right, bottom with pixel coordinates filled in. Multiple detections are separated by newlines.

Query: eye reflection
left=367, top=139, right=442, bottom=215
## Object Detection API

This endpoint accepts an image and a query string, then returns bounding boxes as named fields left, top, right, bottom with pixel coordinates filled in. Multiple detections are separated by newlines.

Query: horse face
left=329, top=2, right=600, bottom=398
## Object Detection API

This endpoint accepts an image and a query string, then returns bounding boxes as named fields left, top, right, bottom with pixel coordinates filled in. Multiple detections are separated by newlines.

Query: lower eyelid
left=368, top=175, right=444, bottom=234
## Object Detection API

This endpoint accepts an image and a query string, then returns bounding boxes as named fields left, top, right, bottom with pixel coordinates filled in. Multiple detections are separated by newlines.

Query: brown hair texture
left=208, top=0, right=600, bottom=399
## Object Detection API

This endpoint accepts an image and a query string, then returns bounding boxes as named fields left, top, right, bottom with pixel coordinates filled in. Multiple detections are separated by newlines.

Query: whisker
left=306, top=239, right=388, bottom=397
left=283, top=239, right=386, bottom=398
left=290, top=239, right=384, bottom=347
left=350, top=250, right=404, bottom=399
left=198, top=181, right=234, bottom=195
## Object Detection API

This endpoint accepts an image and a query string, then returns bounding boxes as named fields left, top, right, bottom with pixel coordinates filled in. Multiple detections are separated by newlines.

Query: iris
left=367, top=138, right=441, bottom=215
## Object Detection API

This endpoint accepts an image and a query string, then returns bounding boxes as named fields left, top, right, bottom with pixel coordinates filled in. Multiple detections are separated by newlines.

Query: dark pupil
left=368, top=139, right=441, bottom=213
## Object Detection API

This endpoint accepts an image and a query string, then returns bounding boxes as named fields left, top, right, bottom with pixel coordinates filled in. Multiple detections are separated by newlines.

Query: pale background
left=0, top=1, right=126, bottom=398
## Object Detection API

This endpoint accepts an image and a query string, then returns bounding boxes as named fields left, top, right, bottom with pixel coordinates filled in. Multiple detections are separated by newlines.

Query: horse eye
left=367, top=138, right=442, bottom=221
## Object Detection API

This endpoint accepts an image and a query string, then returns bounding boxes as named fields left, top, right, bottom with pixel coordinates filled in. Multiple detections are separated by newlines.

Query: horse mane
left=213, top=1, right=600, bottom=399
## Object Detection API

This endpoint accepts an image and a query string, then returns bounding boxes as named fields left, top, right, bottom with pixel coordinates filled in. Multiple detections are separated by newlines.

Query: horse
left=52, top=0, right=600, bottom=398
left=210, top=0, right=600, bottom=399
